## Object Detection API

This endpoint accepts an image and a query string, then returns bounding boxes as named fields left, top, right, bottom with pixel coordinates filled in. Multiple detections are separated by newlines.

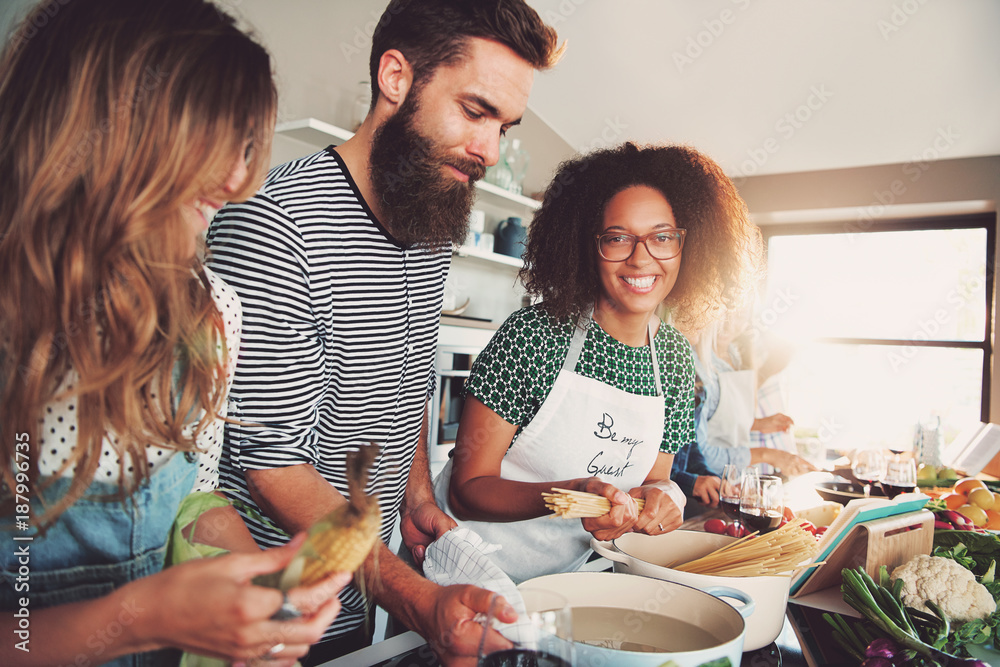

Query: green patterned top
left=465, top=305, right=696, bottom=453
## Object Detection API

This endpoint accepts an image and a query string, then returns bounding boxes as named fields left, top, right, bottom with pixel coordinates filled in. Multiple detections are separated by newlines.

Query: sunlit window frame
left=759, top=212, right=995, bottom=421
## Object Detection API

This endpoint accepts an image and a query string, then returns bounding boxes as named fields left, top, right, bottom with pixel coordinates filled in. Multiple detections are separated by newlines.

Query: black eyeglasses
left=595, top=229, right=686, bottom=262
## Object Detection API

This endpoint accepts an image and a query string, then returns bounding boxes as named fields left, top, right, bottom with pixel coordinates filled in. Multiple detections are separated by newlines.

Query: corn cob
left=259, top=443, right=382, bottom=591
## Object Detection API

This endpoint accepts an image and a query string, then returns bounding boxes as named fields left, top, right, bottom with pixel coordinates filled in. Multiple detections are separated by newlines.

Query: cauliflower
left=890, top=554, right=996, bottom=622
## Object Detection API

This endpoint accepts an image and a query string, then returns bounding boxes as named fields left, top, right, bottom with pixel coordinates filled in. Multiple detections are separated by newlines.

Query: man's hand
left=420, top=586, right=517, bottom=666
left=400, top=500, right=457, bottom=565
left=692, top=475, right=721, bottom=507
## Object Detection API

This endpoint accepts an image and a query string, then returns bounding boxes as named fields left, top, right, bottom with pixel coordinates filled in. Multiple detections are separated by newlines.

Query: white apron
left=433, top=312, right=666, bottom=583
left=705, top=369, right=756, bottom=449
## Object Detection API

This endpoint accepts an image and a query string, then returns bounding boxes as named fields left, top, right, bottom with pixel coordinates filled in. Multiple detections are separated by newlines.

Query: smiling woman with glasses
left=430, top=142, right=763, bottom=585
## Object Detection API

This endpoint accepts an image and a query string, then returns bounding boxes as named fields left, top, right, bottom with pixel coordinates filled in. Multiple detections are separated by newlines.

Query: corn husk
left=258, top=443, right=381, bottom=591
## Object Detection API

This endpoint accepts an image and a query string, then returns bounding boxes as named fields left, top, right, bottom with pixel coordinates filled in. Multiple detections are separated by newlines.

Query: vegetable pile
left=929, top=496, right=992, bottom=533
left=927, top=478, right=1000, bottom=531
left=823, top=529, right=1000, bottom=666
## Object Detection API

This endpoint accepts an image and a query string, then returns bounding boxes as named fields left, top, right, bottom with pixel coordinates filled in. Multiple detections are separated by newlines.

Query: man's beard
left=369, top=93, right=486, bottom=247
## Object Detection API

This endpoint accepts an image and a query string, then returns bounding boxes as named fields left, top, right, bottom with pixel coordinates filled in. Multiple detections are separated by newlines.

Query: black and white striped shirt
left=206, top=147, right=450, bottom=639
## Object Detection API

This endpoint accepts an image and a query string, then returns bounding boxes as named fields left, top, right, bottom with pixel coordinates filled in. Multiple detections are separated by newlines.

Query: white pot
left=591, top=530, right=790, bottom=651
left=518, top=571, right=752, bottom=667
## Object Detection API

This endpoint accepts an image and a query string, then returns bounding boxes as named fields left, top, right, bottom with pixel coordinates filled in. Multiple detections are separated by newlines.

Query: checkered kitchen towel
left=422, top=527, right=538, bottom=646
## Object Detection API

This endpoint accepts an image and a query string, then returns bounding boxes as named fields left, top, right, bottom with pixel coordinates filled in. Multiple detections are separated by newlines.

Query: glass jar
left=505, top=138, right=530, bottom=195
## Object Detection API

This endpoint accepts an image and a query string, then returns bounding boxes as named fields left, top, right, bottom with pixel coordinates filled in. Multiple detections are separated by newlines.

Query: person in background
left=205, top=0, right=562, bottom=663
left=0, top=2, right=348, bottom=665
left=670, top=388, right=722, bottom=514
left=435, top=142, right=762, bottom=583
left=748, top=329, right=799, bottom=455
left=687, top=314, right=816, bottom=477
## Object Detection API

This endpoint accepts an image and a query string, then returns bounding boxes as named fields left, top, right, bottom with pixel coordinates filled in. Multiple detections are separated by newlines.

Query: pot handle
left=702, top=586, right=756, bottom=619
left=589, top=537, right=629, bottom=564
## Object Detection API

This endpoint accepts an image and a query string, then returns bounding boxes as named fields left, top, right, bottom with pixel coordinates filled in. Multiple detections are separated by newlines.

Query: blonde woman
left=0, top=1, right=347, bottom=665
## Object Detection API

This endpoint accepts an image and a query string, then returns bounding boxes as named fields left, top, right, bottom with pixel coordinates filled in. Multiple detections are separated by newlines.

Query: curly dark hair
left=520, top=142, right=763, bottom=330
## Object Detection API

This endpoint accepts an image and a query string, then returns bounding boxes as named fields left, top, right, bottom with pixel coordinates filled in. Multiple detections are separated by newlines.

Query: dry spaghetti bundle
left=671, top=520, right=821, bottom=577
left=542, top=488, right=645, bottom=518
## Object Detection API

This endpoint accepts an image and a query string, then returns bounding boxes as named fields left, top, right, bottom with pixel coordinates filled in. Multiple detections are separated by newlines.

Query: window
left=757, top=214, right=994, bottom=453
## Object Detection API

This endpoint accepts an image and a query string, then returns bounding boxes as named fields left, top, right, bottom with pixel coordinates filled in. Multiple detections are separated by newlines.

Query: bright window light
left=759, top=223, right=991, bottom=453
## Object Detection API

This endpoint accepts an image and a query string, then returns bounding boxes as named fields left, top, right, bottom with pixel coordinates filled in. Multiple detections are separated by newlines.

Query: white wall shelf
left=275, top=117, right=541, bottom=212
left=452, top=245, right=523, bottom=268
left=275, top=117, right=355, bottom=146
left=475, top=180, right=541, bottom=211
left=276, top=117, right=533, bottom=271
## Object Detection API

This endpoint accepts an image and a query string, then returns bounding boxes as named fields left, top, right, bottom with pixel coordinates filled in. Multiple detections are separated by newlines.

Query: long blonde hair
left=0, top=0, right=276, bottom=526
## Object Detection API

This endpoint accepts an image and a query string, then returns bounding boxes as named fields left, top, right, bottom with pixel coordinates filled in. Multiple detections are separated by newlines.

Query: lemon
left=957, top=504, right=989, bottom=527
left=968, top=487, right=995, bottom=510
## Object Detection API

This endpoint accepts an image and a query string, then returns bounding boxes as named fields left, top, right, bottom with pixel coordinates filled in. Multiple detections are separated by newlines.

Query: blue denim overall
left=1, top=450, right=197, bottom=667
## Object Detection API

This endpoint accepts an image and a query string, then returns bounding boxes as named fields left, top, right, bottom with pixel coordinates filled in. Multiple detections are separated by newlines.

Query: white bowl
left=518, top=571, right=751, bottom=667
left=592, top=530, right=790, bottom=651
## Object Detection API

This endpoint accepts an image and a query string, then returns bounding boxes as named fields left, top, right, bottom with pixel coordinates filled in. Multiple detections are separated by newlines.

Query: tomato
left=815, top=526, right=828, bottom=538
left=704, top=519, right=727, bottom=535
left=782, top=506, right=796, bottom=522
left=724, top=522, right=746, bottom=538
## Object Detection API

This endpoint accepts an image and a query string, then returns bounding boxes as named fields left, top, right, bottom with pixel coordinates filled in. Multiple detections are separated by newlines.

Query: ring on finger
left=657, top=522, right=664, bottom=532
left=267, top=642, right=286, bottom=656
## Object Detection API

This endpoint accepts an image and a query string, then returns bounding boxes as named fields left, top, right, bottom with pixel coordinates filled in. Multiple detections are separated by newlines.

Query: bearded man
left=205, top=1, right=562, bottom=665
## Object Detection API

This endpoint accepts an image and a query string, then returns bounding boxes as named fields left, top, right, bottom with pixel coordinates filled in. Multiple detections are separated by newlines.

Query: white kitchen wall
left=225, top=0, right=574, bottom=196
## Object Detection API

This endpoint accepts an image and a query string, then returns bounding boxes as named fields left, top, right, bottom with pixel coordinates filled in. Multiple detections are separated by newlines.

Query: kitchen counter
left=319, top=610, right=851, bottom=666
left=321, top=496, right=860, bottom=665
left=319, top=520, right=856, bottom=667
left=325, top=474, right=998, bottom=665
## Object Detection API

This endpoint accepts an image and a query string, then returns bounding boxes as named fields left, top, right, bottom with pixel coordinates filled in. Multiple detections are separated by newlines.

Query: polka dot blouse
left=465, top=305, right=697, bottom=454
left=36, top=267, right=242, bottom=492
